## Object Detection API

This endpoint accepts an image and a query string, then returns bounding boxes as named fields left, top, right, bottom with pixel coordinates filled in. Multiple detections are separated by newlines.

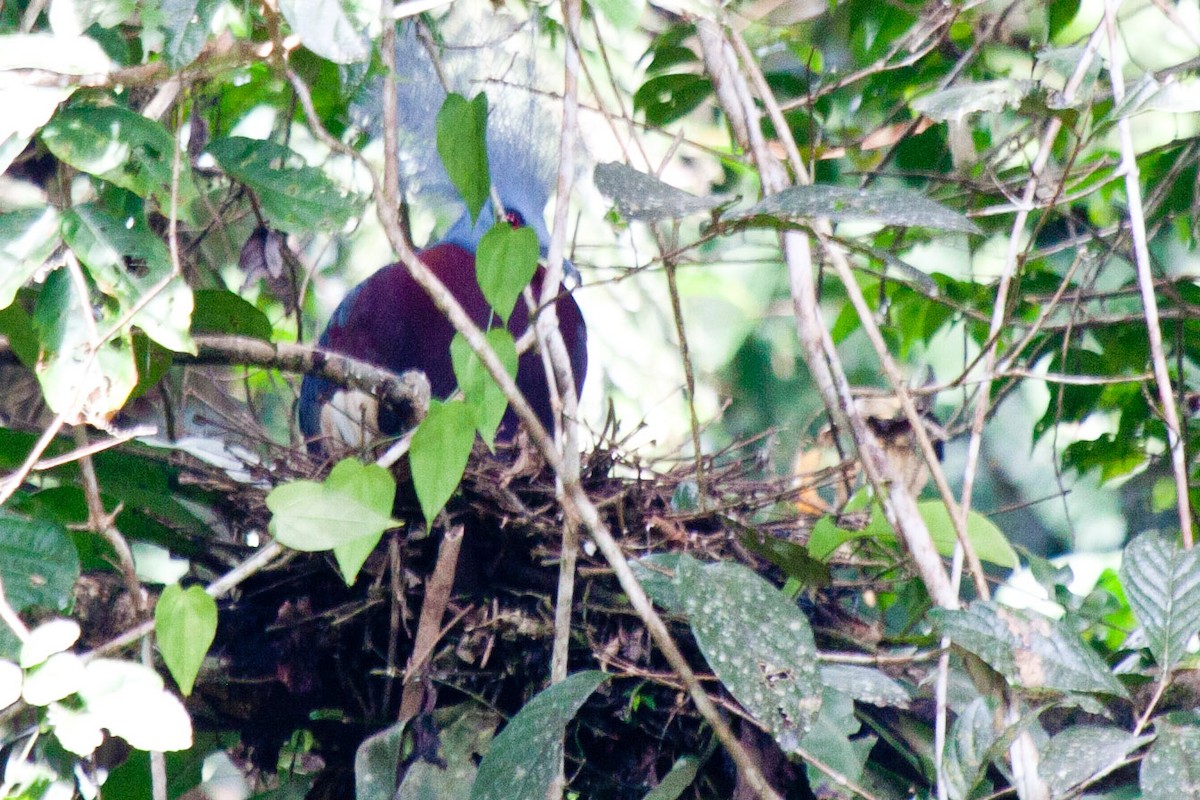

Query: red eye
left=505, top=209, right=525, bottom=228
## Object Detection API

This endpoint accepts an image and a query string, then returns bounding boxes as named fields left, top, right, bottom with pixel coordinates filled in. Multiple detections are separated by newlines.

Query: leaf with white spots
left=1120, top=531, right=1200, bottom=671
left=1038, top=725, right=1147, bottom=798
left=594, top=162, right=729, bottom=222
left=469, top=670, right=608, bottom=800
left=676, top=556, right=821, bottom=752
left=1141, top=716, right=1200, bottom=800
left=396, top=704, right=498, bottom=800
left=736, top=185, right=979, bottom=234
left=355, top=719, right=406, bottom=800
left=818, top=664, right=911, bottom=708
left=799, top=688, right=873, bottom=795
left=931, top=602, right=1127, bottom=698
left=942, top=697, right=995, bottom=800
left=632, top=553, right=683, bottom=614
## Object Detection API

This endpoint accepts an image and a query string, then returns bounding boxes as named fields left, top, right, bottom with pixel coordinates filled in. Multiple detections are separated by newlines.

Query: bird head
left=356, top=17, right=576, bottom=281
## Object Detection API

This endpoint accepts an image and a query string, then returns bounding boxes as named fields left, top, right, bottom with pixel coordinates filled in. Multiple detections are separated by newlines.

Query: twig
left=744, top=30, right=991, bottom=600
left=0, top=575, right=29, bottom=642
left=86, top=540, right=286, bottom=658
left=0, top=411, right=68, bottom=506
left=1103, top=0, right=1193, bottom=545
left=74, top=427, right=145, bottom=617
left=399, top=524, right=463, bottom=721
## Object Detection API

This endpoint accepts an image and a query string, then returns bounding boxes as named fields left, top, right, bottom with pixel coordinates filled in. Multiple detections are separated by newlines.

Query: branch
left=1103, top=0, right=1193, bottom=546
left=183, top=334, right=431, bottom=428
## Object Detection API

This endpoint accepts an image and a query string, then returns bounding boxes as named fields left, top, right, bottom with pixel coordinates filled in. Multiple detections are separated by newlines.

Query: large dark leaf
left=470, top=671, right=608, bottom=800
left=677, top=556, right=822, bottom=752
left=42, top=105, right=198, bottom=220
left=932, top=602, right=1127, bottom=697
left=736, top=185, right=979, bottom=234
left=1120, top=531, right=1200, bottom=671
left=207, top=136, right=360, bottom=234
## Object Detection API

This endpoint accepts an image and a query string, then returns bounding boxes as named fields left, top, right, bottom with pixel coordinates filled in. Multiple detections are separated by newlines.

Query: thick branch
left=185, top=334, right=431, bottom=424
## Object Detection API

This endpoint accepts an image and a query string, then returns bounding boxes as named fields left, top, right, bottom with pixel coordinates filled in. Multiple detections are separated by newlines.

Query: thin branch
left=1104, top=0, right=1193, bottom=545
left=87, top=541, right=286, bottom=658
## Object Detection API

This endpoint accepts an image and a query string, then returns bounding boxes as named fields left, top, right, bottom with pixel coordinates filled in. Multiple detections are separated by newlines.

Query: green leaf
left=154, top=584, right=217, bottom=696
left=0, top=207, right=60, bottom=310
left=207, top=136, right=359, bottom=234
left=1141, top=716, right=1200, bottom=800
left=0, top=299, right=40, bottom=367
left=469, top=671, right=608, bottom=800
left=129, top=331, right=174, bottom=400
left=590, top=0, right=645, bottom=29
left=931, top=601, right=1128, bottom=697
left=676, top=556, right=822, bottom=752
left=942, top=697, right=995, bottom=800
left=394, top=704, right=498, bottom=800
left=642, top=756, right=699, bottom=800
left=633, top=73, right=713, bottom=127
left=475, top=224, right=538, bottom=325
left=266, top=458, right=399, bottom=554
left=737, top=526, right=830, bottom=588
left=409, top=400, right=477, bottom=528
left=0, top=510, right=81, bottom=620
left=277, top=0, right=371, bottom=64
left=799, top=688, right=872, bottom=796
left=41, top=105, right=198, bottom=222
left=436, top=93, right=490, bottom=224
left=631, top=553, right=684, bottom=614
left=61, top=203, right=196, bottom=354
left=33, top=267, right=138, bottom=424
left=594, top=162, right=729, bottom=222
left=1038, top=725, right=1147, bottom=797
left=736, top=185, right=980, bottom=234
left=808, top=497, right=1018, bottom=569
left=190, top=289, right=273, bottom=340
left=1119, top=531, right=1200, bottom=671
left=332, top=534, right=379, bottom=587
left=1048, top=0, right=1081, bottom=38
left=818, top=664, right=911, bottom=708
left=920, top=502, right=1018, bottom=569
left=911, top=80, right=1032, bottom=122
left=451, top=329, right=518, bottom=448
left=355, top=719, right=407, bottom=800
left=159, top=0, right=221, bottom=70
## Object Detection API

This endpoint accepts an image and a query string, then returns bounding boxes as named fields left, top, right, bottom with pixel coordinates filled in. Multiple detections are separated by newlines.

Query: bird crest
left=354, top=13, right=562, bottom=253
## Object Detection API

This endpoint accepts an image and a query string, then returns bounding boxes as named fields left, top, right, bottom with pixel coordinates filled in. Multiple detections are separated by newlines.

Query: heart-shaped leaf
left=267, top=459, right=399, bottom=552
left=154, top=583, right=217, bottom=696
left=475, top=223, right=538, bottom=324
left=451, top=329, right=518, bottom=449
left=437, top=93, right=490, bottom=224
left=409, top=400, right=477, bottom=528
